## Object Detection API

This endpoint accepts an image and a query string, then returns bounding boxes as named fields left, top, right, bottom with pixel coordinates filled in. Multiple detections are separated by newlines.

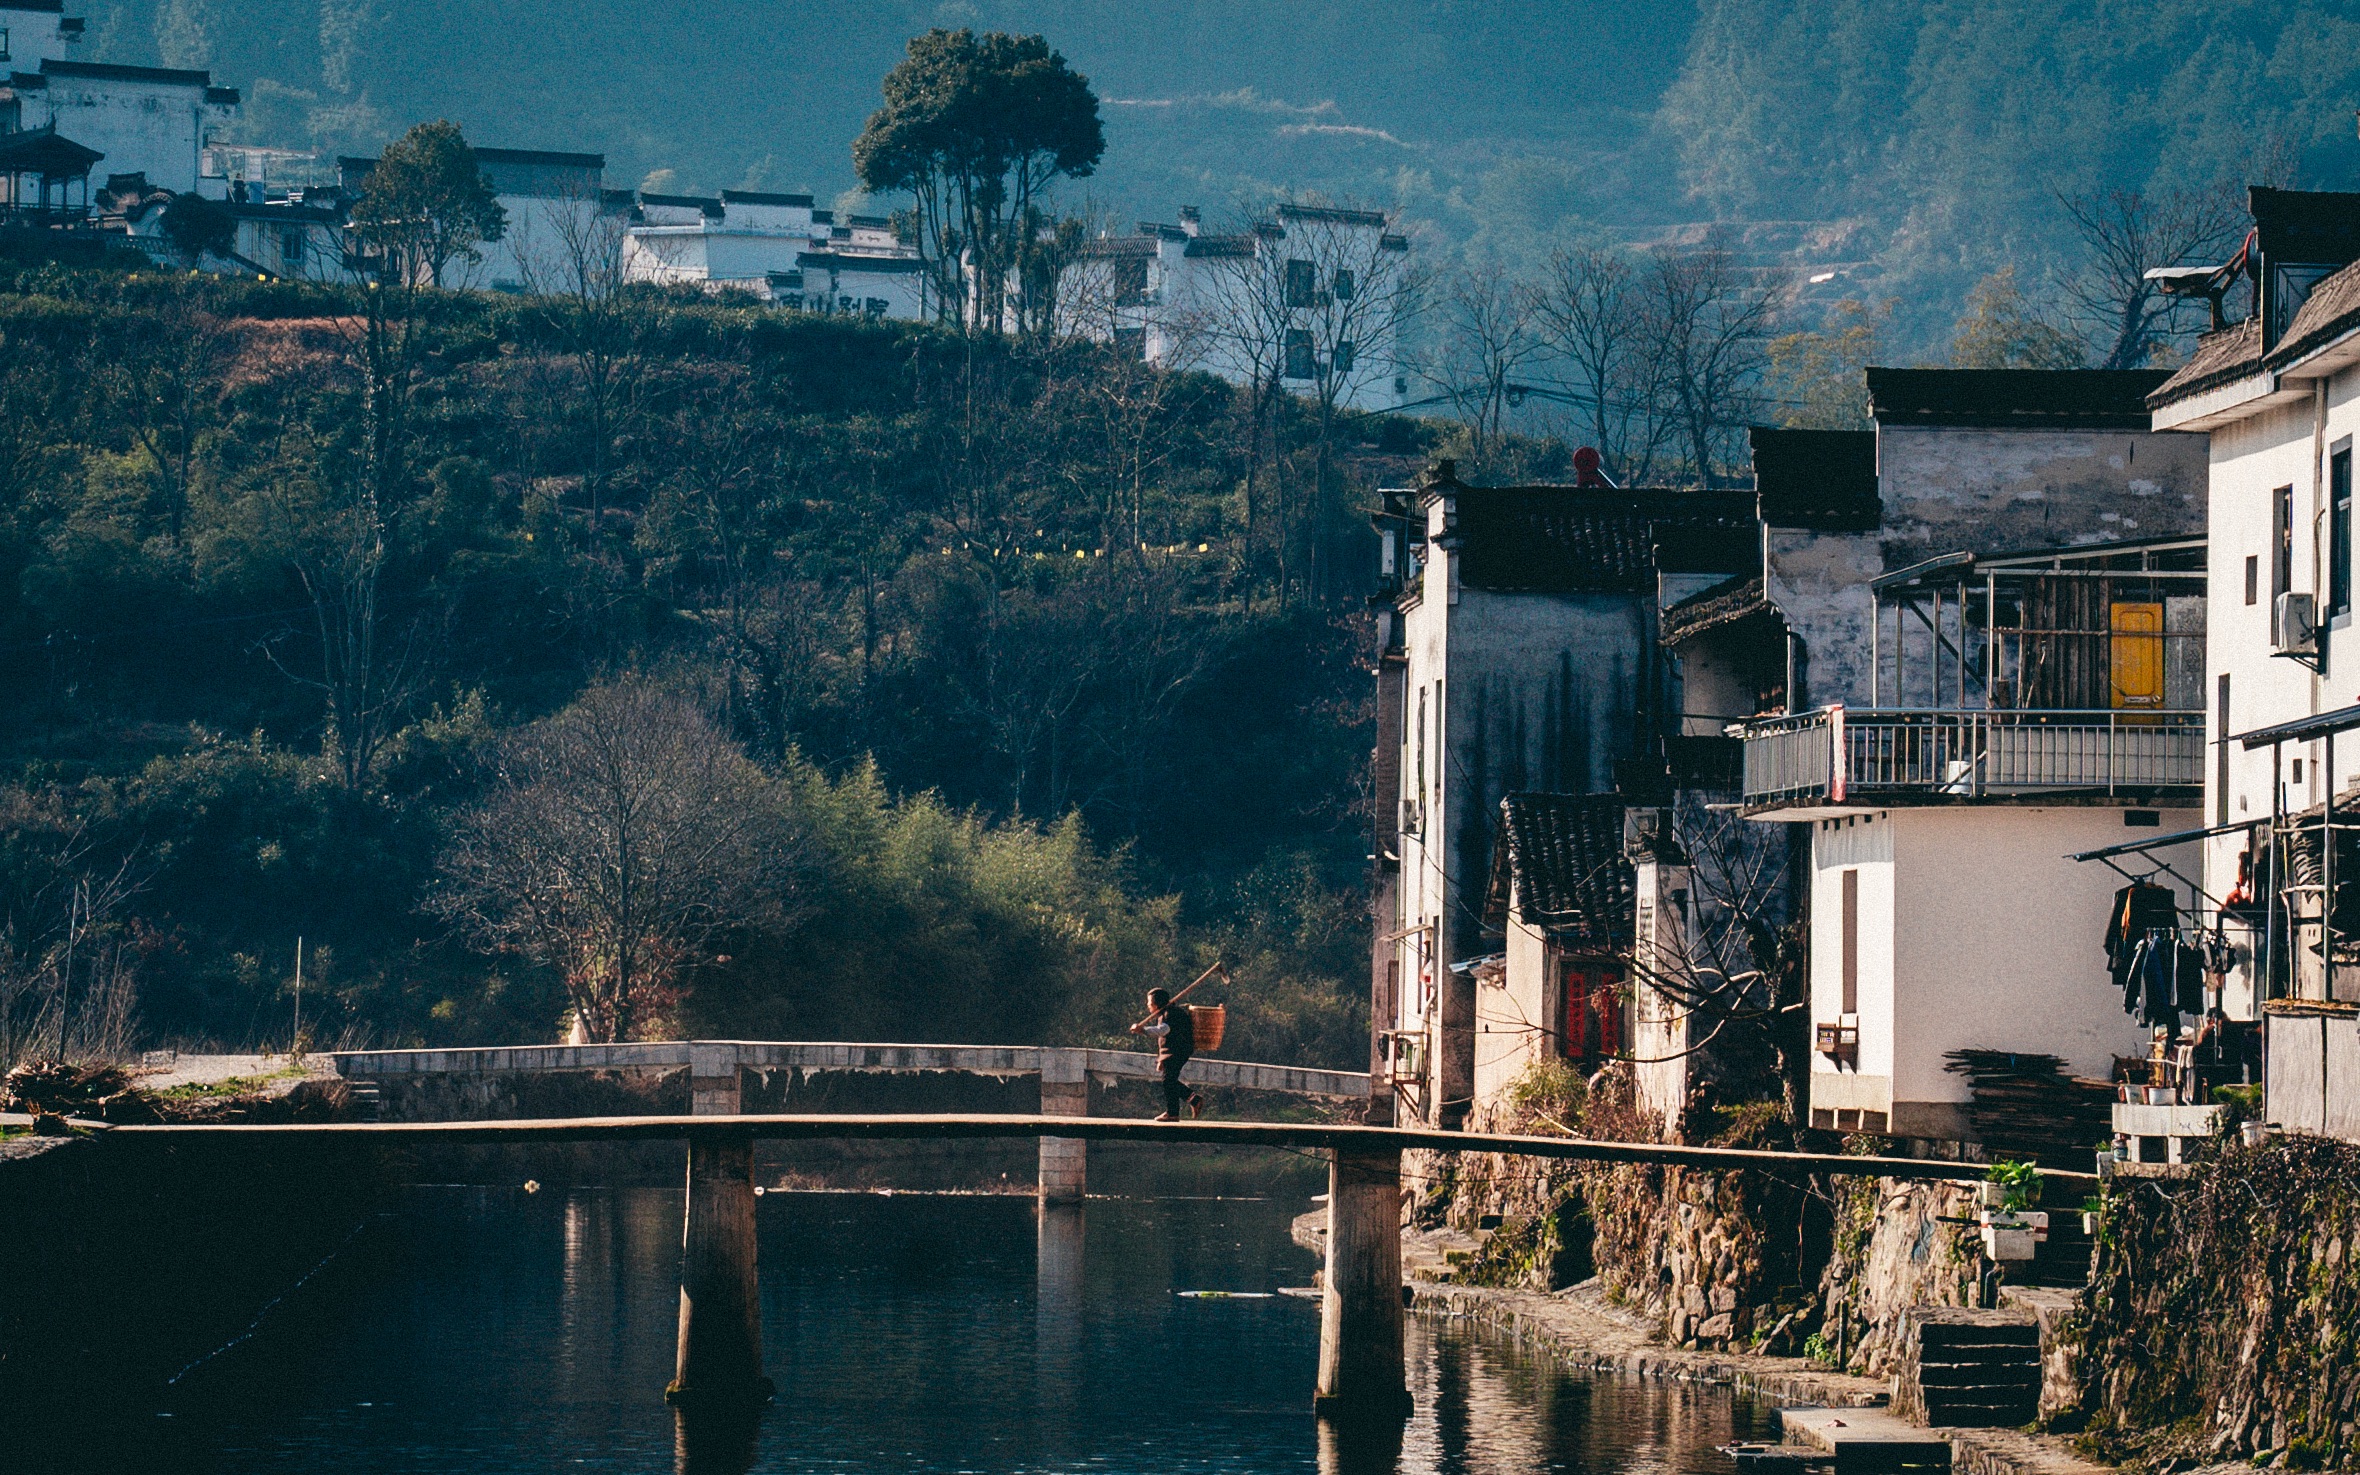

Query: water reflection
left=1035, top=1200, right=1085, bottom=1445
left=51, top=1186, right=1774, bottom=1473
left=673, top=1404, right=763, bottom=1475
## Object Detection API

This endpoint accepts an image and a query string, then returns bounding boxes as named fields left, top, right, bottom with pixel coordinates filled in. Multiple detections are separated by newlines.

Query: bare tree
left=2056, top=184, right=2247, bottom=369
left=1435, top=262, right=1546, bottom=470
left=0, top=789, right=149, bottom=1069
left=1620, top=800, right=1807, bottom=1136
left=1196, top=199, right=1418, bottom=601
left=433, top=679, right=806, bottom=1043
left=515, top=179, right=657, bottom=542
left=1642, top=237, right=1784, bottom=486
left=1534, top=245, right=1675, bottom=485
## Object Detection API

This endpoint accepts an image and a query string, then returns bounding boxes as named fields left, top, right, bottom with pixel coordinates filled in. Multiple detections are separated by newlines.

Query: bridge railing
left=329, top=1040, right=1372, bottom=1101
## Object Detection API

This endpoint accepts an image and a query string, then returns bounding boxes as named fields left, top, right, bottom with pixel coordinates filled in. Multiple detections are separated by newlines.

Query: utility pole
left=292, top=935, right=304, bottom=1058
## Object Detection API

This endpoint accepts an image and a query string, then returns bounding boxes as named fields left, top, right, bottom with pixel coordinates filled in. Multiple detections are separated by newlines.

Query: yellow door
left=2111, top=601, right=2164, bottom=709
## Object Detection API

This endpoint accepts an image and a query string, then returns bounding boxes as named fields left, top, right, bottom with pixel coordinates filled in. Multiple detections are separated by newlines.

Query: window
left=280, top=230, right=304, bottom=264
left=2246, top=555, right=2259, bottom=607
left=2334, top=445, right=2353, bottom=618
left=1285, top=257, right=1317, bottom=308
left=1332, top=267, right=1354, bottom=301
left=1332, top=339, right=1355, bottom=374
left=1839, top=869, right=1859, bottom=1016
left=2218, top=673, right=2232, bottom=827
left=1283, top=327, right=1316, bottom=380
left=2275, top=483, right=2296, bottom=599
left=1, top=29, right=13, bottom=62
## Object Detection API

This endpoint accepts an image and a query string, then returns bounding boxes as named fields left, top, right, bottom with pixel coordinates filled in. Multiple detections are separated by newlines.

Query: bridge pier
left=669, top=1126, right=770, bottom=1407
left=1314, top=1146, right=1412, bottom=1421
left=669, top=1045, right=767, bottom=1409
left=1038, top=1048, right=1087, bottom=1205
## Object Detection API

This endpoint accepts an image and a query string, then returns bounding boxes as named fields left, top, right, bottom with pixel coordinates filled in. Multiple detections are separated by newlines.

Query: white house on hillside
left=0, top=1, right=240, bottom=203
left=1062, top=203, right=1411, bottom=413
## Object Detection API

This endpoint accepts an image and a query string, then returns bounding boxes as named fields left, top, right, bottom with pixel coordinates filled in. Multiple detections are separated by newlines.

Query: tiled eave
left=2150, top=369, right=2307, bottom=432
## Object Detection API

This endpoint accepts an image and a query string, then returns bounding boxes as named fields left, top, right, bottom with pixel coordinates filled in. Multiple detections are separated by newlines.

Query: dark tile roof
left=1440, top=477, right=1757, bottom=594
left=846, top=214, right=888, bottom=229
left=1079, top=235, right=1157, bottom=258
left=2147, top=318, right=2264, bottom=407
left=41, top=58, right=213, bottom=87
left=2152, top=253, right=2360, bottom=411
left=1865, top=368, right=2173, bottom=429
left=1660, top=573, right=1770, bottom=647
left=640, top=192, right=724, bottom=217
left=204, top=86, right=238, bottom=105
left=1751, top=426, right=1879, bottom=531
left=1278, top=204, right=1388, bottom=228
left=0, top=125, right=101, bottom=173
left=476, top=146, right=605, bottom=169
left=794, top=251, right=924, bottom=275
left=722, top=189, right=813, bottom=208
left=1182, top=235, right=1255, bottom=259
left=0, top=2, right=68, bottom=14
left=1483, top=792, right=1633, bottom=946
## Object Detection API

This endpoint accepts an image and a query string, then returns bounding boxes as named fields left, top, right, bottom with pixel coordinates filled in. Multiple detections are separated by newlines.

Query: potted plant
left=2079, top=1197, right=2102, bottom=1236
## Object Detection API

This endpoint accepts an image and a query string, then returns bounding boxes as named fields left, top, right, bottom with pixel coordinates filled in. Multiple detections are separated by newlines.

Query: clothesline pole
left=2325, top=730, right=2337, bottom=994
left=2269, top=737, right=2284, bottom=1004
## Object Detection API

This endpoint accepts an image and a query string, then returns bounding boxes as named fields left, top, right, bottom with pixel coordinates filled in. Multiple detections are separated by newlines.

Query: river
left=64, top=1182, right=1777, bottom=1473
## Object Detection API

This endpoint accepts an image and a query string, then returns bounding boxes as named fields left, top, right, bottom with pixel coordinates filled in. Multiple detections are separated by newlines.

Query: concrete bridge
left=114, top=1109, right=2077, bottom=1423
left=329, top=1040, right=1373, bottom=1202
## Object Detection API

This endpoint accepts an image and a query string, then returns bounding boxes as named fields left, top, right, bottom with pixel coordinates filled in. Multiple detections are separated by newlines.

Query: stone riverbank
left=1292, top=1209, right=2112, bottom=1475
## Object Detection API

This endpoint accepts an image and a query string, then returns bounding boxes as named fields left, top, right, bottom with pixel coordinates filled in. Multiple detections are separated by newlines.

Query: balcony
left=1742, top=706, right=2206, bottom=811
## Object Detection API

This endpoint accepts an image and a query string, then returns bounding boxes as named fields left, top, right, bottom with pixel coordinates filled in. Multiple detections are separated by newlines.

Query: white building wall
left=1474, top=916, right=1551, bottom=1114
left=1808, top=806, right=2198, bottom=1140
left=28, top=71, right=233, bottom=196
left=2192, top=377, right=2360, bottom=1010
left=0, top=5, right=68, bottom=69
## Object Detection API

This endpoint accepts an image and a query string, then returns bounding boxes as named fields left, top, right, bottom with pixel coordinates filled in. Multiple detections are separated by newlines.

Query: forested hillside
left=80, top=1, right=2360, bottom=361
left=0, top=259, right=1419, bottom=1064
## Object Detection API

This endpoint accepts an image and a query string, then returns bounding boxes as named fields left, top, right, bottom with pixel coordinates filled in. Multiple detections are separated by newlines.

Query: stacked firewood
left=1944, top=1050, right=2115, bottom=1165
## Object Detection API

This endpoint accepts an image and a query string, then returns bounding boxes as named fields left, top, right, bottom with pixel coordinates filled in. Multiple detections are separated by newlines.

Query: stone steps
left=1896, top=1310, right=2042, bottom=1428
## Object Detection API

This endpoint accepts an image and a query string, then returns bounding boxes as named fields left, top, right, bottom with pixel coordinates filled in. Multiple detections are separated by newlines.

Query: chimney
left=1178, top=205, right=1201, bottom=237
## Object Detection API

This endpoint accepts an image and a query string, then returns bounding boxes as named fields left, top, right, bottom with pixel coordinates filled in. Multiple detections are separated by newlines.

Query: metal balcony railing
left=1741, top=707, right=2206, bottom=807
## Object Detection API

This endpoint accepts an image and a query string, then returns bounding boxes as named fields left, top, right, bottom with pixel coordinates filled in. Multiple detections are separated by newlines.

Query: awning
left=2236, top=702, right=2360, bottom=749
left=2068, top=818, right=2259, bottom=863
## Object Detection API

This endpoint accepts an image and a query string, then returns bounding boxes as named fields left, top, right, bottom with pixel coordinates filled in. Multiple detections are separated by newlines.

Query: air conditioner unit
left=2275, top=591, right=2319, bottom=657
left=1399, top=796, right=1423, bottom=837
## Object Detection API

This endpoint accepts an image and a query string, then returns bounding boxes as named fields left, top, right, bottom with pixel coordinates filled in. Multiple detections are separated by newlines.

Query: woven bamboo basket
left=1189, top=1004, right=1226, bottom=1054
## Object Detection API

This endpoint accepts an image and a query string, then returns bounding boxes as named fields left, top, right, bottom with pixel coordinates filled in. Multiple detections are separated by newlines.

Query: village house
left=1723, top=370, right=2211, bottom=1146
left=623, top=189, right=927, bottom=315
left=1062, top=203, right=1411, bottom=413
left=1367, top=459, right=1755, bottom=1129
left=2147, top=185, right=2360, bottom=1141
left=0, top=0, right=240, bottom=220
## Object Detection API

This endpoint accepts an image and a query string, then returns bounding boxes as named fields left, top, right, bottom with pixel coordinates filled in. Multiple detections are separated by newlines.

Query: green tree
left=350, top=120, right=506, bottom=289
left=853, top=29, right=1104, bottom=331
left=1765, top=298, right=1887, bottom=430
left=1949, top=267, right=2085, bottom=370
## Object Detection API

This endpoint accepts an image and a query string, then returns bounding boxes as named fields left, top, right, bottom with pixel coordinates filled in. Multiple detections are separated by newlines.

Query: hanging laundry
left=2106, top=882, right=2179, bottom=997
